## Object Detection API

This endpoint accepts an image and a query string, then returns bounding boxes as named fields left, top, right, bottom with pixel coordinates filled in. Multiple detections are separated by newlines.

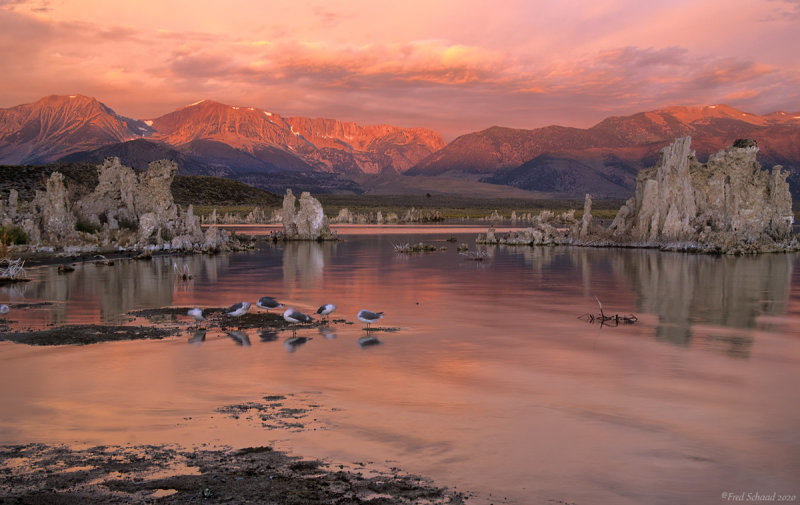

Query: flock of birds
left=0, top=299, right=384, bottom=349
left=187, top=297, right=385, bottom=336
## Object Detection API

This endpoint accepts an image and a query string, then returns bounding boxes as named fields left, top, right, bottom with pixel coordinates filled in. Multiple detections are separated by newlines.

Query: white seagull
left=316, top=303, right=336, bottom=319
left=256, top=297, right=283, bottom=312
left=224, top=302, right=251, bottom=317
left=283, top=307, right=313, bottom=336
left=357, top=309, right=383, bottom=329
left=187, top=307, right=204, bottom=325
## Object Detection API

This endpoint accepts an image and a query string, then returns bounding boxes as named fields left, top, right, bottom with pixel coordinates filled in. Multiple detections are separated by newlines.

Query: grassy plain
left=194, top=193, right=626, bottom=221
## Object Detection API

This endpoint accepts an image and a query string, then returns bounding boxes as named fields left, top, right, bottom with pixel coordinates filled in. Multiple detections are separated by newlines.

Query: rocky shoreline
left=1, top=430, right=465, bottom=505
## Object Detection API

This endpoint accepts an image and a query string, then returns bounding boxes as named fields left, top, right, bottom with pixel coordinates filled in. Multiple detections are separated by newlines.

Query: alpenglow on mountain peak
left=0, top=94, right=447, bottom=176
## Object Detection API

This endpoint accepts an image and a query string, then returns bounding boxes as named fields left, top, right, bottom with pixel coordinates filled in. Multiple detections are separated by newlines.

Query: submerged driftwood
left=478, top=137, right=797, bottom=254
left=580, top=297, right=639, bottom=326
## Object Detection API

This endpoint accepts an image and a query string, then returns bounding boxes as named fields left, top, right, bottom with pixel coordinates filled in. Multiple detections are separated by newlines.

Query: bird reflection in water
left=284, top=336, right=311, bottom=353
left=259, top=329, right=279, bottom=342
left=318, top=326, right=336, bottom=339
left=227, top=330, right=251, bottom=346
left=187, top=328, right=206, bottom=344
left=358, top=336, right=381, bottom=348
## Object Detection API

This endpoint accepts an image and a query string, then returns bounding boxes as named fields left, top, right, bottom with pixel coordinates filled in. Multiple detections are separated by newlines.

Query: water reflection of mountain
left=499, top=245, right=796, bottom=357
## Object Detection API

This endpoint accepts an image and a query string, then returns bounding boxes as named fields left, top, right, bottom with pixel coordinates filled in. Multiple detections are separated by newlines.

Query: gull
left=187, top=307, right=204, bottom=326
left=357, top=309, right=383, bottom=330
left=316, top=303, right=336, bottom=320
left=256, top=296, right=283, bottom=312
left=224, top=302, right=251, bottom=317
left=0, top=304, right=9, bottom=315
left=283, top=307, right=312, bottom=336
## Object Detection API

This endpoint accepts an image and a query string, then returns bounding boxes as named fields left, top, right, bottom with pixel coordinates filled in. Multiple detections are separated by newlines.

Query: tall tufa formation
left=608, top=137, right=795, bottom=253
left=34, top=172, right=76, bottom=243
left=72, top=158, right=205, bottom=248
left=479, top=137, right=796, bottom=254
left=278, top=189, right=338, bottom=241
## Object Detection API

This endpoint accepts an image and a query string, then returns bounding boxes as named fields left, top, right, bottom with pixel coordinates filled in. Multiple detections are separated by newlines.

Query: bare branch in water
left=580, top=297, right=638, bottom=326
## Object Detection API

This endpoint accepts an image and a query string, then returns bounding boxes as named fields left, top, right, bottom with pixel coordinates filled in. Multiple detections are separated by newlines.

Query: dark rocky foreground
left=0, top=442, right=466, bottom=504
left=0, top=395, right=466, bottom=504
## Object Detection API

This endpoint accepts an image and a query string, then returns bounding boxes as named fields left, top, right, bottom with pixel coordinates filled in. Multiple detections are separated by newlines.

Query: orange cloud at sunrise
left=1, top=0, right=798, bottom=139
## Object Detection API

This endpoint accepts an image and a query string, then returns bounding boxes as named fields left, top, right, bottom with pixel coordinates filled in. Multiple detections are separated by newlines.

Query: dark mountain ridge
left=2, top=95, right=799, bottom=199
left=408, top=104, right=800, bottom=198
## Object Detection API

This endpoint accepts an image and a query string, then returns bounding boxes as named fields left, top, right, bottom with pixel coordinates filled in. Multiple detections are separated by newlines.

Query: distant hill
left=408, top=105, right=800, bottom=199
left=0, top=162, right=281, bottom=208
left=58, top=138, right=224, bottom=176
left=170, top=175, right=282, bottom=207
left=480, top=153, right=639, bottom=199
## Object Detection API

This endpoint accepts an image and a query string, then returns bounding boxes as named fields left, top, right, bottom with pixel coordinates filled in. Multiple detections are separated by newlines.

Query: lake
left=1, top=225, right=799, bottom=504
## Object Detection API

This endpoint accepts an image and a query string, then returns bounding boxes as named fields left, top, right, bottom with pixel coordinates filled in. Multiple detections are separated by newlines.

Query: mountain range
left=2, top=95, right=799, bottom=199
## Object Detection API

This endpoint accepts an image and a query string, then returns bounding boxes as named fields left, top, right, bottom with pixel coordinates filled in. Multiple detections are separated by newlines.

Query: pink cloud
left=1, top=1, right=798, bottom=139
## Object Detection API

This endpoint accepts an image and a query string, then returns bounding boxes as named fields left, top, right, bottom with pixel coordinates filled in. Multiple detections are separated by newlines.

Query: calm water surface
left=1, top=226, right=799, bottom=504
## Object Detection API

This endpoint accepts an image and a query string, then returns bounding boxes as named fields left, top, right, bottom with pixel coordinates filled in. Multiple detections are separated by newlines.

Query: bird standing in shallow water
left=316, top=303, right=336, bottom=320
left=283, top=307, right=313, bottom=336
left=357, top=310, right=383, bottom=330
left=188, top=307, right=204, bottom=326
left=256, top=297, right=283, bottom=312
left=225, top=302, right=251, bottom=317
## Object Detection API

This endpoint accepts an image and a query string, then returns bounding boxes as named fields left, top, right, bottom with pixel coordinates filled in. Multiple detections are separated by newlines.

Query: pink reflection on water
left=1, top=233, right=799, bottom=504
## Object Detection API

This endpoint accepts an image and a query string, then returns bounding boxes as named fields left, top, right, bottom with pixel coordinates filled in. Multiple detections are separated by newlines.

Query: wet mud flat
left=0, top=442, right=465, bottom=504
left=0, top=394, right=466, bottom=504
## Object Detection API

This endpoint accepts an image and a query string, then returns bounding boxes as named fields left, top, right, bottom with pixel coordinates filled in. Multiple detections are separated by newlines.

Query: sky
left=1, top=0, right=799, bottom=139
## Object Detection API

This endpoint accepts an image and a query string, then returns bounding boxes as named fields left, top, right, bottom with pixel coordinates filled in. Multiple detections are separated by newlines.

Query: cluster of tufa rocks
left=479, top=137, right=797, bottom=254
left=270, top=189, right=339, bottom=241
left=1, top=158, right=239, bottom=255
left=330, top=206, right=443, bottom=224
